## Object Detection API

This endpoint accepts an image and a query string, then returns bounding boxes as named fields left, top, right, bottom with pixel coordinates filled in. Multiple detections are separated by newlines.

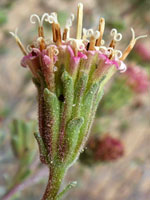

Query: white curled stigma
left=82, top=28, right=87, bottom=39
left=86, top=29, right=94, bottom=38
left=67, top=38, right=85, bottom=51
left=10, top=28, right=27, bottom=55
left=30, top=13, right=49, bottom=26
left=66, top=14, right=75, bottom=28
left=26, top=44, right=33, bottom=52
left=9, top=28, right=19, bottom=40
left=99, top=46, right=108, bottom=54
left=101, top=39, right=105, bottom=45
left=130, top=28, right=147, bottom=42
left=37, top=37, right=43, bottom=43
left=48, top=45, right=59, bottom=56
left=46, top=12, right=58, bottom=24
left=86, top=29, right=100, bottom=38
left=114, top=50, right=122, bottom=59
left=106, top=47, right=114, bottom=56
left=53, top=48, right=59, bottom=56
left=65, top=14, right=75, bottom=39
left=120, top=28, right=147, bottom=61
left=110, top=28, right=122, bottom=41
left=45, top=38, right=52, bottom=45
left=85, top=29, right=100, bottom=40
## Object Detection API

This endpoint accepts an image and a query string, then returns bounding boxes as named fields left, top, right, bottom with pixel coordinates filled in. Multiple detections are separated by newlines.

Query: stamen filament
left=10, top=29, right=27, bottom=55
left=120, top=28, right=147, bottom=61
left=76, top=3, right=83, bottom=39
left=89, top=36, right=96, bottom=50
left=63, top=28, right=68, bottom=41
left=37, top=37, right=46, bottom=51
left=96, top=18, right=105, bottom=46
left=109, top=39, right=116, bottom=49
left=55, top=23, right=62, bottom=45
left=30, top=13, right=49, bottom=37
left=52, top=23, right=57, bottom=42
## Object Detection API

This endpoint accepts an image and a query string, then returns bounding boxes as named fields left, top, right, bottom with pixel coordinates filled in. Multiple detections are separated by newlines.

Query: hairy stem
left=41, top=165, right=66, bottom=200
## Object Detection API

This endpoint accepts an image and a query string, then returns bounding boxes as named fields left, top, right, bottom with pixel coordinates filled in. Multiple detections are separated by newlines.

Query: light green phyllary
left=10, top=3, right=146, bottom=200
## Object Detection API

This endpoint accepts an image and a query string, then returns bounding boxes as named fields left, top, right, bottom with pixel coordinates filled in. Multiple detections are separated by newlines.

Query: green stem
left=41, top=165, right=66, bottom=200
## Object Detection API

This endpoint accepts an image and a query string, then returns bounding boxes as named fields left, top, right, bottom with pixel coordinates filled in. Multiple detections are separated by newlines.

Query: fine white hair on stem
left=30, top=13, right=49, bottom=26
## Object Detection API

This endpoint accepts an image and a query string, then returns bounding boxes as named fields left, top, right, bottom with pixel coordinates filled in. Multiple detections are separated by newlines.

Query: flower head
left=135, top=43, right=150, bottom=62
left=10, top=3, right=147, bottom=88
left=124, top=64, right=150, bottom=93
left=80, top=135, right=124, bottom=165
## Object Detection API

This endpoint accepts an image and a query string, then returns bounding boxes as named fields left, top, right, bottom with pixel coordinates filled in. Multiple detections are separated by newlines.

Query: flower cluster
left=135, top=43, right=150, bottom=62
left=80, top=135, right=124, bottom=166
left=10, top=3, right=147, bottom=85
left=125, top=64, right=149, bottom=93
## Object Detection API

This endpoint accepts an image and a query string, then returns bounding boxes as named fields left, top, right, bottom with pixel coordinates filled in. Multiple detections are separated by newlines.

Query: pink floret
left=43, top=55, right=51, bottom=66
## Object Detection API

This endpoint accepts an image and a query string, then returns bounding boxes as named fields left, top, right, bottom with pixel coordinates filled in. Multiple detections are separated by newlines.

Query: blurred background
left=0, top=0, right=150, bottom=199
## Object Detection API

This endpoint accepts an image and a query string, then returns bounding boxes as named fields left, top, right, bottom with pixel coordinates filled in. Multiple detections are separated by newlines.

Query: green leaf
left=72, top=72, right=88, bottom=117
left=61, top=70, right=74, bottom=121
left=72, top=82, right=100, bottom=161
left=34, top=132, right=49, bottom=164
left=44, top=88, right=60, bottom=159
left=66, top=117, right=84, bottom=161
left=56, top=181, right=77, bottom=200
left=58, top=71, right=74, bottom=159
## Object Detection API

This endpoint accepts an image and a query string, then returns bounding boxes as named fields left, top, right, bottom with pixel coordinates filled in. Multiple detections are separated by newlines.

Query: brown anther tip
left=63, top=28, right=68, bottom=41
